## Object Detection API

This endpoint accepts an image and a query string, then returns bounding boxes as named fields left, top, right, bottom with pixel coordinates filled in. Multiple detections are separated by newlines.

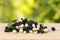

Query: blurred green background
left=0, top=0, right=60, bottom=23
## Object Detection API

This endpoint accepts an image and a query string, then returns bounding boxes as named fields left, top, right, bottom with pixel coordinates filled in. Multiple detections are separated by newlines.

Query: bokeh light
left=0, top=0, right=60, bottom=23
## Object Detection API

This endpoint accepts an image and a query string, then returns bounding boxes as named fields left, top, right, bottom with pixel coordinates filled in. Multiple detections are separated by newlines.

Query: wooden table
left=0, top=23, right=60, bottom=40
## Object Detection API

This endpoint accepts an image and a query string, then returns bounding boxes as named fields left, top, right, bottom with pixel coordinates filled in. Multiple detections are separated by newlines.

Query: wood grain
left=0, top=23, right=60, bottom=40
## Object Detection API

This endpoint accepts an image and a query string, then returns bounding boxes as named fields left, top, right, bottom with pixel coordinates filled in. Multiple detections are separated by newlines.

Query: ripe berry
left=51, top=27, right=56, bottom=31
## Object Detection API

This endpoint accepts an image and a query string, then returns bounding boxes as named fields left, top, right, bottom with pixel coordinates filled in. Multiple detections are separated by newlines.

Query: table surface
left=0, top=23, right=60, bottom=40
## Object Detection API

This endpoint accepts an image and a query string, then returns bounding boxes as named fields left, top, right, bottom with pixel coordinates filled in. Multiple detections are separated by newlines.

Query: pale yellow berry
left=44, top=29, right=50, bottom=33
left=32, top=24, right=35, bottom=27
left=32, top=27, right=36, bottom=31
left=19, top=28, right=23, bottom=33
left=29, top=30, right=32, bottom=33
left=23, top=31, right=26, bottom=33
left=19, top=24, right=24, bottom=28
left=16, top=26, right=19, bottom=29
left=25, top=23, right=28, bottom=27
left=12, top=30, right=17, bottom=33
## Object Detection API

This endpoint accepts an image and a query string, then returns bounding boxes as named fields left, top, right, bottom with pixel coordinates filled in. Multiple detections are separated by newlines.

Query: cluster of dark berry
left=4, top=18, right=56, bottom=34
